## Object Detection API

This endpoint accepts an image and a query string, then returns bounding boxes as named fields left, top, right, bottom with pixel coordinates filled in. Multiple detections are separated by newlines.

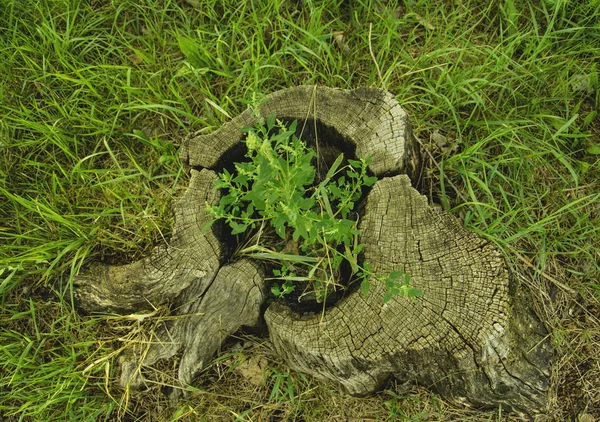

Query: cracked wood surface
left=265, top=174, right=551, bottom=416
left=77, top=168, right=266, bottom=391
left=74, top=168, right=223, bottom=314
left=180, top=85, right=420, bottom=179
left=74, top=86, right=549, bottom=416
left=119, top=257, right=266, bottom=390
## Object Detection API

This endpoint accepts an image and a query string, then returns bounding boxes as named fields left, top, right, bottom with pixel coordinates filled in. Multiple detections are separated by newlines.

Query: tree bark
left=74, top=86, right=549, bottom=417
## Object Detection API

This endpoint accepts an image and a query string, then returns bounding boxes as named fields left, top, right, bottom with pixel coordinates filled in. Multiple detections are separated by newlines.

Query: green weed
left=205, top=117, right=421, bottom=304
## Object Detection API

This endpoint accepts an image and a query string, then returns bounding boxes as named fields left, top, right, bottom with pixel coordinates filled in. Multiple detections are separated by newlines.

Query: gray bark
left=265, top=174, right=551, bottom=417
left=76, top=169, right=266, bottom=390
left=74, top=86, right=549, bottom=417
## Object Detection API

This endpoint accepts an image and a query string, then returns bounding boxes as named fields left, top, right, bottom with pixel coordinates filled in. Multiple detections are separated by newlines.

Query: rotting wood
left=74, top=86, right=550, bottom=417
left=179, top=85, right=421, bottom=180
left=265, top=174, right=551, bottom=417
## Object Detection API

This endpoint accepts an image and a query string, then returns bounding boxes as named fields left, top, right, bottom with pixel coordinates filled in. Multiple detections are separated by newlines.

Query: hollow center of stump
left=218, top=118, right=373, bottom=313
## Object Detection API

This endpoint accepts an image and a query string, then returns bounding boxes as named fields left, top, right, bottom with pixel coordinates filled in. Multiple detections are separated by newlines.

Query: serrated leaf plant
left=205, top=116, right=422, bottom=304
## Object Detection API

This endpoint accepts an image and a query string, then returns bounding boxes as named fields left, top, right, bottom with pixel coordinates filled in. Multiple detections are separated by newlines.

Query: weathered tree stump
left=75, top=86, right=550, bottom=417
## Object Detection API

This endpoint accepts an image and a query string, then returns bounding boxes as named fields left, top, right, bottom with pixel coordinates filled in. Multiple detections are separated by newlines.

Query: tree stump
left=74, top=86, right=550, bottom=417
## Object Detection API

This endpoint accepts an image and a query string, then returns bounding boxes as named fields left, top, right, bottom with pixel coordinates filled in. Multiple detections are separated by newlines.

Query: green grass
left=1, top=0, right=599, bottom=420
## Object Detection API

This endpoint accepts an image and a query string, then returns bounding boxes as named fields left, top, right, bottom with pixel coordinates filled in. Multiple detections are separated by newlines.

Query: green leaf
left=292, top=216, right=309, bottom=242
left=324, top=153, right=345, bottom=181
left=243, top=189, right=266, bottom=211
left=361, top=277, right=370, bottom=296
left=200, top=219, right=215, bottom=234
left=586, top=144, right=600, bottom=155
left=288, top=120, right=298, bottom=133
left=389, top=270, right=405, bottom=280
left=328, top=184, right=342, bottom=200
left=282, top=280, right=296, bottom=294
left=271, top=284, right=282, bottom=297
left=233, top=173, right=249, bottom=186
left=348, top=159, right=361, bottom=168
left=408, top=287, right=424, bottom=298
left=229, top=221, right=248, bottom=235
left=178, top=36, right=204, bottom=69
left=297, top=197, right=315, bottom=211
left=267, top=114, right=276, bottom=131
left=344, top=245, right=359, bottom=273
left=332, top=253, right=344, bottom=268
left=220, top=193, right=238, bottom=207
left=383, top=291, right=394, bottom=304
left=319, top=186, right=334, bottom=218
left=582, top=110, right=597, bottom=129
left=363, top=175, right=378, bottom=186
left=272, top=212, right=287, bottom=238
